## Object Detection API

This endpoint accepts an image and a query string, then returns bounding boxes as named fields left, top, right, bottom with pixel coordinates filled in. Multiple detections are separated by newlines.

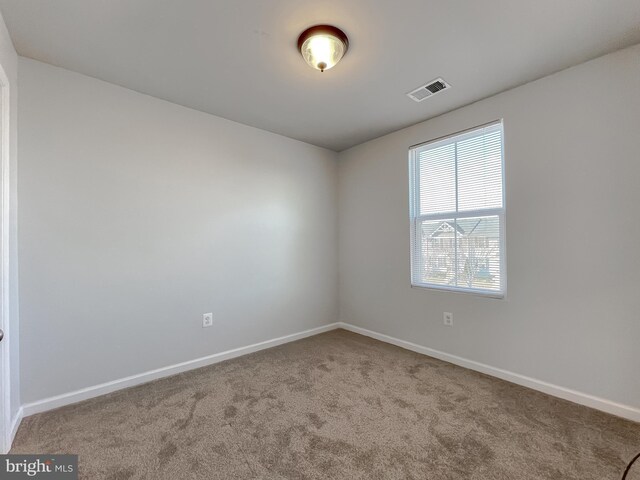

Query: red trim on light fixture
left=297, top=25, right=349, bottom=54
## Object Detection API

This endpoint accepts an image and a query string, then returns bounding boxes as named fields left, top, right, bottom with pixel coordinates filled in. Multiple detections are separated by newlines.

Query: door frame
left=0, top=61, right=11, bottom=454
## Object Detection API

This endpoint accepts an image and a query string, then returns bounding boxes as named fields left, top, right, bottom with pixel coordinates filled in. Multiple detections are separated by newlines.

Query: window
left=409, top=121, right=505, bottom=297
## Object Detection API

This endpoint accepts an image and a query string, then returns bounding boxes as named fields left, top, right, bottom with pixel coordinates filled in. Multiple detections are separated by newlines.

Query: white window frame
left=408, top=120, right=506, bottom=298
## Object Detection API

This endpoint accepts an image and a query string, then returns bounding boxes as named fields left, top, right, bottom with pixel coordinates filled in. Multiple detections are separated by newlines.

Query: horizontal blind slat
left=410, top=121, right=505, bottom=294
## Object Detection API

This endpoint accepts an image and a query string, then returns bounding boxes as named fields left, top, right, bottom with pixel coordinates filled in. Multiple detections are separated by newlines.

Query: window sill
left=410, top=283, right=505, bottom=299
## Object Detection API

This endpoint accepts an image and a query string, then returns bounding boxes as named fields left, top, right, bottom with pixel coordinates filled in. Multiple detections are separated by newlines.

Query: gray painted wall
left=16, top=42, right=640, bottom=413
left=338, top=44, right=640, bottom=409
left=18, top=58, right=338, bottom=404
left=0, top=8, right=19, bottom=427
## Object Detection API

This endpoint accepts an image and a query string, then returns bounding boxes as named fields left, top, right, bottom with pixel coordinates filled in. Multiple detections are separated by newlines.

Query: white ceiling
left=1, top=1, right=639, bottom=151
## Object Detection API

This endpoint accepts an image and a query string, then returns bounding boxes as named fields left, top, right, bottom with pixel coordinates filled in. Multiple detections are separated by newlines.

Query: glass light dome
left=298, top=25, right=349, bottom=72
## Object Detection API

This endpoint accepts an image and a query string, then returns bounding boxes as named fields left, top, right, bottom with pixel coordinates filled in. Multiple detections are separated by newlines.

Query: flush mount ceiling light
left=297, top=25, right=349, bottom=72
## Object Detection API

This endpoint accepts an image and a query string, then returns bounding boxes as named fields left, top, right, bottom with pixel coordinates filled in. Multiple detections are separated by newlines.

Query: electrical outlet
left=202, top=313, right=213, bottom=328
left=443, top=312, right=453, bottom=326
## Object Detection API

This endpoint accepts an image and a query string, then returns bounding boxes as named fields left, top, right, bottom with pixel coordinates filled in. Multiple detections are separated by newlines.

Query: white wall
left=16, top=41, right=640, bottom=415
left=18, top=58, right=338, bottom=405
left=0, top=8, right=20, bottom=432
left=338, top=44, right=640, bottom=409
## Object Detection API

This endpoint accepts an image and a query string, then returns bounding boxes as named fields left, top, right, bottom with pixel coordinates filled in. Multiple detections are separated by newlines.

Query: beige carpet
left=11, top=329, right=640, bottom=479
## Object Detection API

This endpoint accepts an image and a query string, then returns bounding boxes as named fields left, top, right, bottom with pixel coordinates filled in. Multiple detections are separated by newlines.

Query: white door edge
left=0, top=60, right=12, bottom=454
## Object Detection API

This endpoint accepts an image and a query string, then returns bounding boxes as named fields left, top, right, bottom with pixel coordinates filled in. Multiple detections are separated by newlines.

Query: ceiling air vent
left=407, top=78, right=451, bottom=102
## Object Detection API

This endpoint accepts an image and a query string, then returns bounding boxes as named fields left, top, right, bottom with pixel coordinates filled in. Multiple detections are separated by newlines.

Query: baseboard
left=337, top=322, right=640, bottom=423
left=1, top=407, right=23, bottom=454
left=9, top=407, right=23, bottom=449
left=21, top=323, right=340, bottom=418
left=19, top=320, right=640, bottom=425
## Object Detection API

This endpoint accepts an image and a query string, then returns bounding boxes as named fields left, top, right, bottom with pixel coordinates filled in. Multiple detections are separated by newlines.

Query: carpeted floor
left=11, top=329, right=640, bottom=479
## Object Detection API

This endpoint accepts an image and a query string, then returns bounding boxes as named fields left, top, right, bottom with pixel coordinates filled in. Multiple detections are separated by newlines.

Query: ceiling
left=1, top=1, right=639, bottom=151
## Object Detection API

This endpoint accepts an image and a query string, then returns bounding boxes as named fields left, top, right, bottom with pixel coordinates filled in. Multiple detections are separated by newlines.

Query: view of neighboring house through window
left=409, top=120, right=505, bottom=296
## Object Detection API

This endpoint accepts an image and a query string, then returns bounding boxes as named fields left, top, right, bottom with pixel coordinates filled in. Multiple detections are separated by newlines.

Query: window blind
left=409, top=121, right=505, bottom=296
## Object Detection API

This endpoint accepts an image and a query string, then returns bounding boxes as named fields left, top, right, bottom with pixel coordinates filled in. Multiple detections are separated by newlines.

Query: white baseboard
left=18, top=320, right=640, bottom=428
left=21, top=323, right=340, bottom=418
left=9, top=407, right=23, bottom=448
left=337, top=322, right=640, bottom=423
left=1, top=407, right=23, bottom=454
